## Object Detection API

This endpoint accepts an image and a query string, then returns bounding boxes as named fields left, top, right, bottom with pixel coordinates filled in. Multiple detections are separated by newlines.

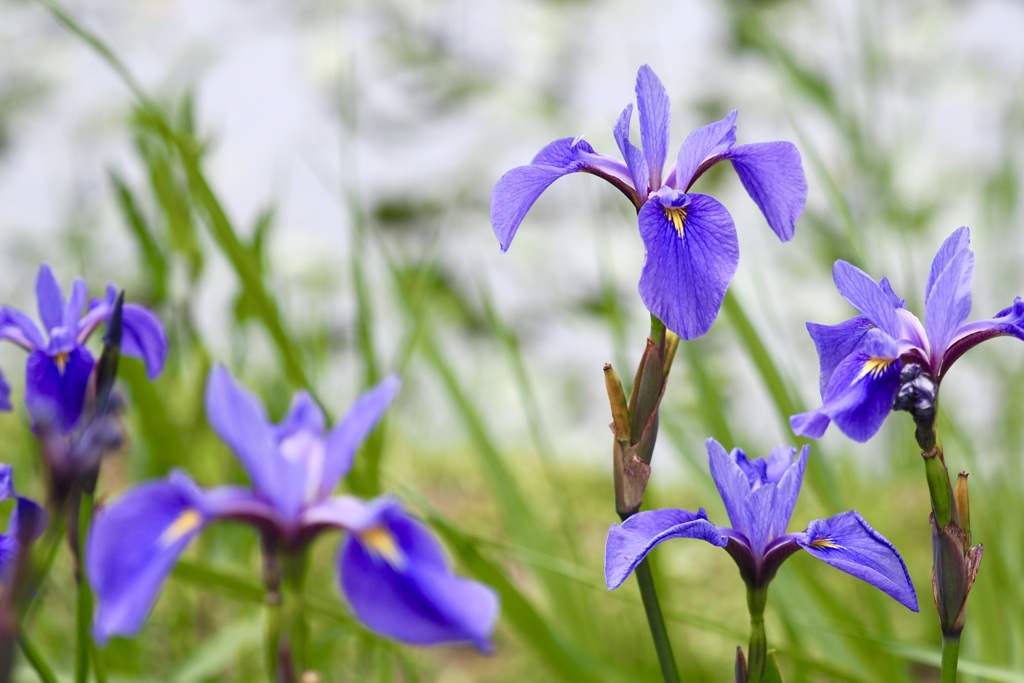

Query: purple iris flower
left=0, top=264, right=167, bottom=431
left=0, top=464, right=47, bottom=575
left=605, top=438, right=917, bottom=610
left=791, top=227, right=1024, bottom=442
left=491, top=64, right=807, bottom=339
left=87, top=366, right=499, bottom=650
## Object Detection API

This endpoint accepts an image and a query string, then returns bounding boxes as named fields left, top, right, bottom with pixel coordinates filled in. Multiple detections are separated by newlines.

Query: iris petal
left=637, top=193, right=739, bottom=339
left=321, top=376, right=400, bottom=497
left=35, top=265, right=65, bottom=333
left=924, top=227, right=974, bottom=363
left=635, top=64, right=671, bottom=190
left=674, top=111, right=738, bottom=190
left=25, top=347, right=95, bottom=431
left=490, top=138, right=592, bottom=251
left=707, top=439, right=751, bottom=536
left=339, top=508, right=498, bottom=651
left=0, top=307, right=46, bottom=350
left=613, top=103, right=650, bottom=197
left=120, top=304, right=169, bottom=379
left=605, top=507, right=726, bottom=590
left=799, top=511, right=918, bottom=612
left=88, top=474, right=210, bottom=644
left=806, top=316, right=873, bottom=397
left=832, top=261, right=901, bottom=338
left=790, top=330, right=901, bottom=442
left=721, top=142, right=806, bottom=242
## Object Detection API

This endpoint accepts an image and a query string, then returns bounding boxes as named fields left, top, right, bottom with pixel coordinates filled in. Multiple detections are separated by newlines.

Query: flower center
left=159, top=508, right=203, bottom=547
left=359, top=526, right=404, bottom=568
left=663, top=206, right=687, bottom=237
left=860, top=356, right=895, bottom=378
left=54, top=351, right=69, bottom=375
left=809, top=538, right=839, bottom=549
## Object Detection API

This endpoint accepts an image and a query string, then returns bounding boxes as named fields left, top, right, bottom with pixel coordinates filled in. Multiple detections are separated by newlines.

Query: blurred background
left=2, top=0, right=1024, bottom=680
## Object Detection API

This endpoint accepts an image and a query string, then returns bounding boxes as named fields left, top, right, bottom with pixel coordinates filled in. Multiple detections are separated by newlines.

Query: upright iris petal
left=88, top=367, right=498, bottom=651
left=605, top=438, right=917, bottom=610
left=793, top=227, right=1024, bottom=442
left=491, top=64, right=807, bottom=340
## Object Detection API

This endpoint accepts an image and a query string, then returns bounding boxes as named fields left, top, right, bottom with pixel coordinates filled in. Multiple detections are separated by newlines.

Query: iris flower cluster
left=87, top=366, right=499, bottom=650
left=491, top=64, right=807, bottom=339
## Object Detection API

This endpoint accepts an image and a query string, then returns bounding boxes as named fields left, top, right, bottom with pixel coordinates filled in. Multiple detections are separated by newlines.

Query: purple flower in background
left=491, top=64, right=806, bottom=339
left=605, top=439, right=917, bottom=610
left=0, top=464, right=47, bottom=576
left=0, top=371, right=9, bottom=412
left=0, top=265, right=167, bottom=430
left=87, top=366, right=499, bottom=650
left=791, top=227, right=1024, bottom=442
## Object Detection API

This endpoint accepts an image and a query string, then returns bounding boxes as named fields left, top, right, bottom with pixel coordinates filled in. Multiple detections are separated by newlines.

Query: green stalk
left=632, top=558, right=681, bottom=683
left=746, top=586, right=769, bottom=683
left=280, top=551, right=310, bottom=678
left=940, top=634, right=960, bottom=683
left=18, top=632, right=59, bottom=683
left=74, top=491, right=95, bottom=683
left=260, top=537, right=284, bottom=683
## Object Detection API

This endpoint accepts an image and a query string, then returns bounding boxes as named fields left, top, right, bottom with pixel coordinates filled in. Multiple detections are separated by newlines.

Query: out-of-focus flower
left=491, top=64, right=806, bottom=339
left=605, top=438, right=917, bottom=610
left=87, top=366, right=499, bottom=650
left=0, top=265, right=167, bottom=431
left=0, top=464, right=47, bottom=577
left=791, top=227, right=1024, bottom=442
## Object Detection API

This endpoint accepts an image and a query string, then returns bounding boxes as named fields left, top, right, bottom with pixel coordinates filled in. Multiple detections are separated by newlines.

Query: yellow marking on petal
left=159, top=508, right=203, bottom=547
left=663, top=206, right=687, bottom=237
left=860, top=356, right=896, bottom=379
left=54, top=352, right=69, bottom=375
left=359, top=526, right=405, bottom=568
left=810, top=538, right=839, bottom=549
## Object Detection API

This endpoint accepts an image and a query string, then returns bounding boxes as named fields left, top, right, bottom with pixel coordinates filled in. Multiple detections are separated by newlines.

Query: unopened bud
left=954, top=472, right=971, bottom=548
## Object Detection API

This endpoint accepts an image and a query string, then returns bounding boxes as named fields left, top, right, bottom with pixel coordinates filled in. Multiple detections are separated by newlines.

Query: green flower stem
left=74, top=490, right=95, bottom=683
left=632, top=557, right=681, bottom=683
left=280, top=551, right=310, bottom=677
left=260, top=536, right=285, bottom=683
left=921, top=446, right=956, bottom=529
left=941, top=634, right=961, bottom=683
left=746, top=586, right=768, bottom=683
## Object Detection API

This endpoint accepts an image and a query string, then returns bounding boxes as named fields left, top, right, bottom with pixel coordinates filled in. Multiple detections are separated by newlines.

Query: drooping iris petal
left=25, top=347, right=95, bottom=431
left=339, top=508, right=499, bottom=650
left=707, top=439, right=751, bottom=534
left=674, top=110, right=738, bottom=190
left=120, top=304, right=169, bottom=379
left=637, top=192, right=739, bottom=339
left=721, top=142, right=806, bottom=242
left=924, top=228, right=974, bottom=364
left=0, top=307, right=46, bottom=350
left=799, top=511, right=918, bottom=612
left=806, top=316, right=873, bottom=396
left=490, top=138, right=594, bottom=251
left=204, top=365, right=281, bottom=504
left=635, top=64, right=671, bottom=190
left=88, top=473, right=210, bottom=644
left=35, top=264, right=65, bottom=333
left=790, top=330, right=902, bottom=442
left=943, top=297, right=1024, bottom=374
left=321, top=376, right=400, bottom=497
left=832, top=261, right=901, bottom=338
left=605, top=507, right=726, bottom=590
left=613, top=103, right=649, bottom=197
